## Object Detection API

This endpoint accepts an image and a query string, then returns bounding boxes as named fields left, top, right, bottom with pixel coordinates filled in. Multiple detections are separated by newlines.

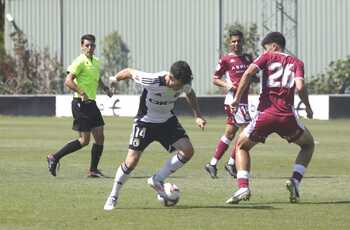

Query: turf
left=0, top=116, right=349, bottom=230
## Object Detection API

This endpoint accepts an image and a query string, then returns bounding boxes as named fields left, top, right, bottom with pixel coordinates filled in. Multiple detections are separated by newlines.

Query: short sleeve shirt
left=213, top=53, right=251, bottom=104
left=131, top=70, right=192, bottom=123
left=67, top=54, right=100, bottom=100
left=253, top=51, right=304, bottom=115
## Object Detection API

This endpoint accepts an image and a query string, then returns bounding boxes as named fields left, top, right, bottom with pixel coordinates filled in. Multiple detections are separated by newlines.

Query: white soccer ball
left=157, top=183, right=180, bottom=207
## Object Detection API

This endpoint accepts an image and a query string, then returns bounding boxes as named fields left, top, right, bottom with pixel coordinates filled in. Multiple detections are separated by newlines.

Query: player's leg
left=224, top=104, right=251, bottom=178
left=47, top=131, right=89, bottom=177
left=153, top=137, right=193, bottom=183
left=89, top=126, right=105, bottom=177
left=226, top=111, right=269, bottom=204
left=87, top=102, right=106, bottom=177
left=226, top=133, right=257, bottom=204
left=104, top=148, right=142, bottom=210
left=151, top=117, right=191, bottom=182
left=287, top=127, right=315, bottom=203
left=47, top=99, right=90, bottom=176
left=225, top=125, right=247, bottom=178
left=205, top=104, right=237, bottom=178
left=205, top=124, right=237, bottom=178
left=105, top=120, right=152, bottom=210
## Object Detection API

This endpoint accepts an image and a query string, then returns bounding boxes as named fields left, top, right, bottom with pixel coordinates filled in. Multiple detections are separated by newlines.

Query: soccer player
left=204, top=30, right=252, bottom=178
left=47, top=34, right=113, bottom=177
left=103, top=60, right=206, bottom=210
left=225, top=32, right=315, bottom=204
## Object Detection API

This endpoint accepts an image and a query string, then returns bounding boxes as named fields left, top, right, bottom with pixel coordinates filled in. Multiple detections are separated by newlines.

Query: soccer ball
left=157, top=183, right=180, bottom=207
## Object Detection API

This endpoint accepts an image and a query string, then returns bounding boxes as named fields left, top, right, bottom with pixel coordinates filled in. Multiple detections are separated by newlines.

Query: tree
left=223, top=22, right=260, bottom=58
left=307, top=56, right=350, bottom=94
left=0, top=29, right=64, bottom=94
left=100, top=31, right=134, bottom=94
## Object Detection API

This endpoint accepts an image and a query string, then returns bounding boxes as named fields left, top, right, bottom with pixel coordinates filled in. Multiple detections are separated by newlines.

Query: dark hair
left=229, top=30, right=244, bottom=39
left=81, top=34, right=96, bottom=45
left=170, top=60, right=193, bottom=84
left=261, top=32, right=286, bottom=49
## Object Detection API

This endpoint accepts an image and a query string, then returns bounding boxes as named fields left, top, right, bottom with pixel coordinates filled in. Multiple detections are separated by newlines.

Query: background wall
left=4, top=0, right=350, bottom=95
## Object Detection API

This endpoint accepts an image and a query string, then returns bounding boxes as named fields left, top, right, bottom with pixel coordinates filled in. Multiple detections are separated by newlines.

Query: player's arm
left=185, top=89, right=207, bottom=130
left=109, top=68, right=135, bottom=82
left=64, top=72, right=88, bottom=100
left=295, top=79, right=313, bottom=119
left=232, top=64, right=258, bottom=107
left=99, top=78, right=113, bottom=97
left=213, top=76, right=235, bottom=92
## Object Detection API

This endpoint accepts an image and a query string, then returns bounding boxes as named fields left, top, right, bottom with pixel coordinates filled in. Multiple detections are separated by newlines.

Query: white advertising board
left=56, top=95, right=140, bottom=117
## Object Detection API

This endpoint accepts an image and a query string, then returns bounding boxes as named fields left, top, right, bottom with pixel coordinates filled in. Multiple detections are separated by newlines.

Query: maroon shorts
left=244, top=111, right=304, bottom=143
left=224, top=104, right=251, bottom=126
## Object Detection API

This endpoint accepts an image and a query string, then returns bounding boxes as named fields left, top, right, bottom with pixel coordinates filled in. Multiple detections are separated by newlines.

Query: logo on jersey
left=149, top=98, right=176, bottom=105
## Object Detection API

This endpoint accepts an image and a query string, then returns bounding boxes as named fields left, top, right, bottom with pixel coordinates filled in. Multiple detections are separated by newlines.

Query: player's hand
left=225, top=82, right=234, bottom=92
left=80, top=91, right=88, bottom=101
left=305, top=106, right=313, bottom=119
left=195, top=117, right=207, bottom=131
left=230, top=97, right=239, bottom=113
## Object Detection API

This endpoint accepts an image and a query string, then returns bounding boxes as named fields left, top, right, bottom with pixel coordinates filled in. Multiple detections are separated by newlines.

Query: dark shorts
left=128, top=116, right=188, bottom=152
left=71, top=98, right=105, bottom=132
left=244, top=111, right=304, bottom=143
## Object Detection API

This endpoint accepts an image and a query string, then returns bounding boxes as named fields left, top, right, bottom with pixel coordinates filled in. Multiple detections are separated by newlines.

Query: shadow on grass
left=121, top=204, right=277, bottom=210
left=253, top=176, right=335, bottom=179
left=129, top=175, right=187, bottom=179
left=249, top=200, right=350, bottom=205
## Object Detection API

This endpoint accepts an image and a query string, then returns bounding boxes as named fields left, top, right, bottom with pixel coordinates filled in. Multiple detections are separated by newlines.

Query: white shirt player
left=131, top=70, right=192, bottom=123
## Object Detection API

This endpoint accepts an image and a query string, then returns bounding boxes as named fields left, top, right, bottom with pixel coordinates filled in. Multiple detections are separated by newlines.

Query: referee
left=47, top=34, right=112, bottom=177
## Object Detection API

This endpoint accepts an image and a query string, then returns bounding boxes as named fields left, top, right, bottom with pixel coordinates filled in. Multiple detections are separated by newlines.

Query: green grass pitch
left=0, top=116, right=349, bottom=230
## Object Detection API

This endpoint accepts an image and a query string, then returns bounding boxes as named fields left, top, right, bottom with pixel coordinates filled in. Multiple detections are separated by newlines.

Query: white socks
left=110, top=165, right=129, bottom=198
left=155, top=153, right=186, bottom=182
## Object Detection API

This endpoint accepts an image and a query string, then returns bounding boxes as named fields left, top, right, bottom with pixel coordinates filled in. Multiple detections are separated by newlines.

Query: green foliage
left=223, top=22, right=260, bottom=58
left=0, top=30, right=64, bottom=94
left=308, top=56, right=350, bottom=94
left=100, top=31, right=135, bottom=94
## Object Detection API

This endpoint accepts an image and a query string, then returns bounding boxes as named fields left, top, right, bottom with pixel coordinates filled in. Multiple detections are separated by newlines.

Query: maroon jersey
left=253, top=51, right=304, bottom=116
left=213, top=53, right=251, bottom=104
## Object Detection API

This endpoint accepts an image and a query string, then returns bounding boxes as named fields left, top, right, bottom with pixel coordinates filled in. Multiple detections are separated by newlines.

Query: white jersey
left=131, top=70, right=192, bottom=123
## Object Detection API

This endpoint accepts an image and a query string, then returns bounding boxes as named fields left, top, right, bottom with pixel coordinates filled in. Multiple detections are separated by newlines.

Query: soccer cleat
left=224, top=163, right=237, bottom=178
left=286, top=178, right=300, bottom=203
left=226, top=187, right=251, bottom=204
left=47, top=154, right=60, bottom=177
left=88, top=169, right=105, bottom=178
left=204, top=163, right=217, bottom=178
left=147, top=175, right=167, bottom=199
left=104, top=196, right=118, bottom=211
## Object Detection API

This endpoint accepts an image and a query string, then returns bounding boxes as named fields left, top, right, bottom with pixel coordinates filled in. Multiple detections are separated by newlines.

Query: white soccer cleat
left=286, top=178, right=300, bottom=203
left=104, top=196, right=118, bottom=211
left=147, top=175, right=167, bottom=198
left=226, top=187, right=251, bottom=204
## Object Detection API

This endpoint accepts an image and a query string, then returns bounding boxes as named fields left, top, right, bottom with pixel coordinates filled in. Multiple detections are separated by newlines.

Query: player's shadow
left=249, top=200, right=350, bottom=205
left=175, top=204, right=277, bottom=210
left=130, top=175, right=186, bottom=179
left=298, top=200, right=350, bottom=205
left=253, top=176, right=334, bottom=179
left=127, top=204, right=277, bottom=210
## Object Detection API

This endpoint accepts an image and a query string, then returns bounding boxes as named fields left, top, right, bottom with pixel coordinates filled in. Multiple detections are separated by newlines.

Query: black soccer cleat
left=47, top=154, right=59, bottom=177
left=204, top=163, right=218, bottom=178
left=224, top=163, right=237, bottom=178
